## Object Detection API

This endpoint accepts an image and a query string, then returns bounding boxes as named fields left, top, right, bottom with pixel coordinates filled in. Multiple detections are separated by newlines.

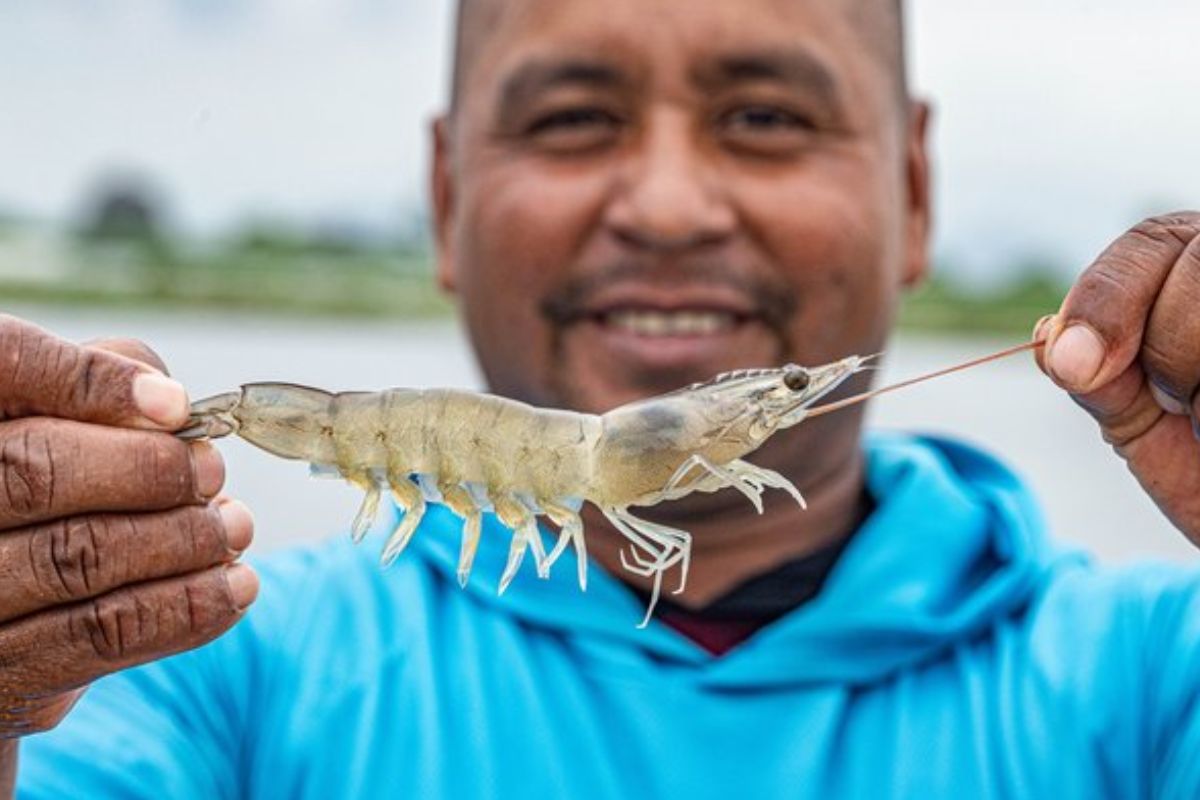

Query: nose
left=604, top=109, right=736, bottom=252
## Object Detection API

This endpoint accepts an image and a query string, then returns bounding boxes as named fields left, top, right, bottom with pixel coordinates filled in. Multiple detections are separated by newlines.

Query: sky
left=1, top=0, right=1198, bottom=283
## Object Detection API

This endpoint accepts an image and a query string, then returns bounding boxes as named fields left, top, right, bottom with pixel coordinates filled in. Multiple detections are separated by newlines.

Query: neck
left=587, top=411, right=870, bottom=608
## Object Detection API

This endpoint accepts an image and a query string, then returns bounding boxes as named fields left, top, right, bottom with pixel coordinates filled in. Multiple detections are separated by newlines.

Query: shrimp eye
left=784, top=367, right=810, bottom=392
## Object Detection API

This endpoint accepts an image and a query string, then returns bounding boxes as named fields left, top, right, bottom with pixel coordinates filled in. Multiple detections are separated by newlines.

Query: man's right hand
left=0, top=315, right=258, bottom=749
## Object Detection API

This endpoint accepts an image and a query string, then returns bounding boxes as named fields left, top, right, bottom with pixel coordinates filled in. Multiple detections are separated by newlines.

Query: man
left=4, top=0, right=1200, bottom=796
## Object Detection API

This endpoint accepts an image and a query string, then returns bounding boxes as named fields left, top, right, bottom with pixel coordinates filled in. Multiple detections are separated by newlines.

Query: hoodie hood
left=398, top=431, right=1082, bottom=689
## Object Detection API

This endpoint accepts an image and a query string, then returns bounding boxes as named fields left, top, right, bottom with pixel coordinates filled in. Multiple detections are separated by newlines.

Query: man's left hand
left=1036, top=212, right=1200, bottom=546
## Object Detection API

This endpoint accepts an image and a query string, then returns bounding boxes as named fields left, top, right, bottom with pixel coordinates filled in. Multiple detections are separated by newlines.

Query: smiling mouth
left=597, top=308, right=744, bottom=337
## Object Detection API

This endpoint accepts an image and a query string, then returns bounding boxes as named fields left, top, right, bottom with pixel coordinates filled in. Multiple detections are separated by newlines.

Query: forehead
left=460, top=0, right=878, bottom=100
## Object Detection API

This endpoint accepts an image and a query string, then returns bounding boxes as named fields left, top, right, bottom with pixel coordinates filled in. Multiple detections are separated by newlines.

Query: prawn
left=178, top=356, right=869, bottom=626
left=177, top=340, right=1043, bottom=626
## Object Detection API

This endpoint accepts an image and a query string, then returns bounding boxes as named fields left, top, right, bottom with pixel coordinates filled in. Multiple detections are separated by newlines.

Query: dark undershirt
left=646, top=494, right=872, bottom=656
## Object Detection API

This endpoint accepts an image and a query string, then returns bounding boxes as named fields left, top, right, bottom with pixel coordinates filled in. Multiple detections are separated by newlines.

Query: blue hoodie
left=17, top=433, right=1200, bottom=798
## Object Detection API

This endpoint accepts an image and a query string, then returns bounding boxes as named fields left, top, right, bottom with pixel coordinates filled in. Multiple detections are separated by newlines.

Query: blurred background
left=1, top=1, right=1197, bottom=565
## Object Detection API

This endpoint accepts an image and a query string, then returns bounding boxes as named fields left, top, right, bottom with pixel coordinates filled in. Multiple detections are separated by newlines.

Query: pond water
left=13, top=303, right=1196, bottom=568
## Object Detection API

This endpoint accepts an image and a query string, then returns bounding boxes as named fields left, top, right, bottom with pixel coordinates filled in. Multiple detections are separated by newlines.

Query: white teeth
left=606, top=310, right=736, bottom=337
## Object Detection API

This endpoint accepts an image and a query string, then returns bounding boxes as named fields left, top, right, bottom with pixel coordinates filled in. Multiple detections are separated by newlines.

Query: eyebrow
left=692, top=49, right=842, bottom=106
left=497, top=58, right=629, bottom=111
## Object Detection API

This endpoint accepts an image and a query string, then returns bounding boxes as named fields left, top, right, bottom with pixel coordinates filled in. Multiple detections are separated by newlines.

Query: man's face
left=435, top=0, right=929, bottom=416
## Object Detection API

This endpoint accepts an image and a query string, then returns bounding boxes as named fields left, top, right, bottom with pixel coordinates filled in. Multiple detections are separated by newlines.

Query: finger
left=1035, top=318, right=1200, bottom=537
left=0, top=315, right=188, bottom=430
left=1044, top=213, right=1200, bottom=394
left=0, top=563, right=259, bottom=696
left=85, top=337, right=171, bottom=376
left=1032, top=314, right=1167, bottom=443
left=0, top=419, right=224, bottom=530
left=1142, top=232, right=1200, bottom=411
left=0, top=501, right=254, bottom=624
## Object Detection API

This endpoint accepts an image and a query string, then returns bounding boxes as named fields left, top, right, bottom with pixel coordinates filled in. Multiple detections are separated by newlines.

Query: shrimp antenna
left=806, top=338, right=1047, bottom=420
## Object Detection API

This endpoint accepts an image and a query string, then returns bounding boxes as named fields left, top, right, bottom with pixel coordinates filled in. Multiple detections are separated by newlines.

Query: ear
left=431, top=115, right=458, bottom=294
left=901, top=100, right=933, bottom=288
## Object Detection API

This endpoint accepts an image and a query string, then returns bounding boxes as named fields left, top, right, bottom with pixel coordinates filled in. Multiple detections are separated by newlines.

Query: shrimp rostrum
left=179, top=357, right=867, bottom=625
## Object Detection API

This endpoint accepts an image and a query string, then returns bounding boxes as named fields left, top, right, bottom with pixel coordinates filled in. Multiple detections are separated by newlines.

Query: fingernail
left=218, top=499, right=254, bottom=552
left=225, top=563, right=259, bottom=610
left=133, top=373, right=188, bottom=428
left=1048, top=325, right=1106, bottom=390
left=191, top=443, right=225, bottom=498
left=1032, top=314, right=1056, bottom=342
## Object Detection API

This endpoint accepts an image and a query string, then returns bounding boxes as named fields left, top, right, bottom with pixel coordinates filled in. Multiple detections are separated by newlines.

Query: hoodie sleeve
left=1143, top=569, right=1200, bottom=799
left=14, top=545, right=325, bottom=800
left=15, top=643, right=246, bottom=800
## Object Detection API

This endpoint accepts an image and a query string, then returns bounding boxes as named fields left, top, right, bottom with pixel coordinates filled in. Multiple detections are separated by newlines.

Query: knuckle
left=1088, top=247, right=1160, bottom=290
left=29, top=518, right=100, bottom=600
left=67, top=575, right=231, bottom=664
left=71, top=594, right=130, bottom=662
left=58, top=348, right=105, bottom=417
left=1083, top=215, right=1200, bottom=302
left=1093, top=392, right=1164, bottom=449
left=1086, top=260, right=1145, bottom=298
left=0, top=421, right=63, bottom=520
left=1128, top=215, right=1200, bottom=251
left=70, top=589, right=154, bottom=663
left=182, top=583, right=205, bottom=635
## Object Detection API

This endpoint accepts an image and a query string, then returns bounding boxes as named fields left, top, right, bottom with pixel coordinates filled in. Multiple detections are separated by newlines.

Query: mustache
left=539, top=260, right=799, bottom=333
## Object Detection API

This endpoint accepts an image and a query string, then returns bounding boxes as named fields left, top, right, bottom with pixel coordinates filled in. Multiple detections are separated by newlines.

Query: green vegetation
left=1, top=222, right=453, bottom=319
left=0, top=253, right=453, bottom=319
left=898, top=272, right=1066, bottom=336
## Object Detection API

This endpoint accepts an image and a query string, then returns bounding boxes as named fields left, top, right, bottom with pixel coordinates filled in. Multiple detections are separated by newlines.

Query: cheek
left=451, top=157, right=612, bottom=396
left=736, top=154, right=903, bottom=357
left=458, top=158, right=612, bottom=293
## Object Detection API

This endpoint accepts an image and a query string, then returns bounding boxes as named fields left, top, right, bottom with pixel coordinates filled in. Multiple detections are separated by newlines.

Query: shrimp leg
left=723, top=460, right=807, bottom=510
left=493, top=493, right=548, bottom=594
left=602, top=509, right=690, bottom=628
left=663, top=455, right=765, bottom=513
left=440, top=481, right=485, bottom=587
left=542, top=501, right=588, bottom=592
left=613, top=511, right=692, bottom=594
left=344, top=470, right=383, bottom=542
left=380, top=476, right=427, bottom=566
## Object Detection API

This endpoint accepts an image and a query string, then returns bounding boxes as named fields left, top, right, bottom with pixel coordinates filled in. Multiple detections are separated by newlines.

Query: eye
left=716, top=104, right=817, bottom=156
left=523, top=107, right=623, bottom=153
left=528, top=107, right=619, bottom=133
left=784, top=367, right=810, bottom=392
left=723, top=105, right=812, bottom=132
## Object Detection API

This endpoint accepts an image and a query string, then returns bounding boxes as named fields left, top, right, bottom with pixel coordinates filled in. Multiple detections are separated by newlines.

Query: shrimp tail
left=177, top=391, right=243, bottom=441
